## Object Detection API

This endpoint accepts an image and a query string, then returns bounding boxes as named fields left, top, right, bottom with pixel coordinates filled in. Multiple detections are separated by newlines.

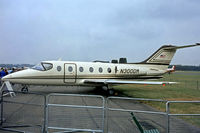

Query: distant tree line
left=0, top=64, right=34, bottom=69
left=169, top=65, right=200, bottom=71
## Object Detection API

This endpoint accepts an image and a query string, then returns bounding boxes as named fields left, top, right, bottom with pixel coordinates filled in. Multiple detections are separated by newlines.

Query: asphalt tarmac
left=0, top=85, right=199, bottom=133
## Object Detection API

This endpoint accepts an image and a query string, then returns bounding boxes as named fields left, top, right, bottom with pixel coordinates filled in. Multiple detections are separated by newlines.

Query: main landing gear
left=105, top=85, right=117, bottom=95
left=108, top=89, right=115, bottom=95
left=96, top=86, right=116, bottom=95
left=21, top=85, right=28, bottom=93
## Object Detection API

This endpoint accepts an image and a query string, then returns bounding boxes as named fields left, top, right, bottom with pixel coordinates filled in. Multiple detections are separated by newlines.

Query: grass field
left=114, top=71, right=200, bottom=127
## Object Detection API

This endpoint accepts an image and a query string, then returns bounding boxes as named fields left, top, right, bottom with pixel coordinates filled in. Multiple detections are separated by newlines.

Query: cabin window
left=89, top=67, right=94, bottom=73
left=57, top=66, right=62, bottom=72
left=99, top=67, right=103, bottom=73
left=68, top=66, right=73, bottom=72
left=79, top=67, right=84, bottom=72
left=107, top=68, right=111, bottom=73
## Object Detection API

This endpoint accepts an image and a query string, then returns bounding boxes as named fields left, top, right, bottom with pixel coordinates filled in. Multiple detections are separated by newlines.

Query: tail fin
left=140, top=43, right=200, bottom=65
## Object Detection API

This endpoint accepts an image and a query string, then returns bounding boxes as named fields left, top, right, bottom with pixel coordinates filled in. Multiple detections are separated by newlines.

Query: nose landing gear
left=21, top=85, right=28, bottom=93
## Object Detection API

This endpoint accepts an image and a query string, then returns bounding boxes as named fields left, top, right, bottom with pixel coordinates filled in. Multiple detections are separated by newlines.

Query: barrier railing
left=46, top=93, right=105, bottom=133
left=0, top=91, right=199, bottom=133
left=166, top=101, right=200, bottom=133
left=0, top=91, right=46, bottom=133
left=106, top=97, right=168, bottom=133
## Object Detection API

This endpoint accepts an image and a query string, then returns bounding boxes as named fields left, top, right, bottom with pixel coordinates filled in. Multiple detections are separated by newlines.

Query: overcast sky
left=0, top=0, right=200, bottom=65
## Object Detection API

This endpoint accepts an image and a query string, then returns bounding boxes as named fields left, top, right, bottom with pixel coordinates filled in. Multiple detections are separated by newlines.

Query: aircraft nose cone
left=1, top=74, right=12, bottom=82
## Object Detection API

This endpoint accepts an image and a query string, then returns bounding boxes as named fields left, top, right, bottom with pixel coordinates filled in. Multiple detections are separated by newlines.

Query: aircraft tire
left=21, top=86, right=28, bottom=93
left=108, top=89, right=115, bottom=95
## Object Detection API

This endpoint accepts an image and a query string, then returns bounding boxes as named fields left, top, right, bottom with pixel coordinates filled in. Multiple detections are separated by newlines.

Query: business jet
left=2, top=43, right=200, bottom=94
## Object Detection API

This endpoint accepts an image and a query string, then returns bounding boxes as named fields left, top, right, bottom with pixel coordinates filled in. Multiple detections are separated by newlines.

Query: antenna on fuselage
left=58, top=58, right=62, bottom=61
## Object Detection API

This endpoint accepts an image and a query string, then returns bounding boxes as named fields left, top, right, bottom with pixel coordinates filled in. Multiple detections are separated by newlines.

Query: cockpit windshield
left=32, top=63, right=44, bottom=71
left=32, top=62, right=53, bottom=71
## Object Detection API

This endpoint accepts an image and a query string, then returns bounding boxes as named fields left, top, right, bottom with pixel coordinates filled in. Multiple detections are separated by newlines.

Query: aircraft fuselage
left=2, top=61, right=167, bottom=86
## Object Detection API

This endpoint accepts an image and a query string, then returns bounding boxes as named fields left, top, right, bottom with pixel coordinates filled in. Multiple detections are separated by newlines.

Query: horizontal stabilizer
left=165, top=43, right=200, bottom=50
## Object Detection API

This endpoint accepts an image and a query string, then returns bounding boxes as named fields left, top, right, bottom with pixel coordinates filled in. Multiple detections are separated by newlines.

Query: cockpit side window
left=42, top=63, right=53, bottom=71
left=32, top=63, right=53, bottom=71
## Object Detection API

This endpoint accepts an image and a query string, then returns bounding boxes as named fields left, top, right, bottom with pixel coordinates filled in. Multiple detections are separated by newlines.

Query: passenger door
left=64, top=63, right=77, bottom=83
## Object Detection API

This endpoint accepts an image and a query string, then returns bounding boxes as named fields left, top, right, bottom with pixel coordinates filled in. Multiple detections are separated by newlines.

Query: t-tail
left=140, top=43, right=200, bottom=66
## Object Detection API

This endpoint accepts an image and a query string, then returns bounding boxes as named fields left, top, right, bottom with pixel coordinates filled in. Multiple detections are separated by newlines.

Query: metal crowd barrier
left=0, top=91, right=46, bottom=133
left=46, top=93, right=105, bottom=133
left=106, top=97, right=200, bottom=133
left=0, top=91, right=199, bottom=133
left=166, top=101, right=200, bottom=133
left=106, top=97, right=168, bottom=133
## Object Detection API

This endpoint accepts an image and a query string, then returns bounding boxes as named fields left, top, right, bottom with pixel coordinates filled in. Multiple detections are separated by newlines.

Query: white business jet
left=2, top=43, right=200, bottom=94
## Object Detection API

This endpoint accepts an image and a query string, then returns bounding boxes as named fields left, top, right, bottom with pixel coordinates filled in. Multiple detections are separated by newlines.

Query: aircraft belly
left=8, top=78, right=66, bottom=86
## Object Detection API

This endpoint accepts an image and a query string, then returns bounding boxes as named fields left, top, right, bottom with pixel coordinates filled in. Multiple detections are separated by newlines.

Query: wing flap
left=83, top=79, right=177, bottom=85
left=83, top=79, right=106, bottom=85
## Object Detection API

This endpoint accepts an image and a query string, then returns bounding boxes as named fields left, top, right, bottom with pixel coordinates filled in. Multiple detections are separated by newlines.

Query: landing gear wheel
left=21, top=86, right=28, bottom=93
left=108, top=89, right=115, bottom=95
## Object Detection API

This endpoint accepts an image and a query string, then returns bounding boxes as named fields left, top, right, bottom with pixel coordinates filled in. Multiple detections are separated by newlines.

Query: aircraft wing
left=83, top=79, right=177, bottom=86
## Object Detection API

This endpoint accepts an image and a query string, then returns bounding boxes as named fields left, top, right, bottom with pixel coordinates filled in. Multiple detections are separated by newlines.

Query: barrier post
left=0, top=91, right=3, bottom=126
left=43, top=95, right=47, bottom=133
left=166, top=102, right=170, bottom=133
